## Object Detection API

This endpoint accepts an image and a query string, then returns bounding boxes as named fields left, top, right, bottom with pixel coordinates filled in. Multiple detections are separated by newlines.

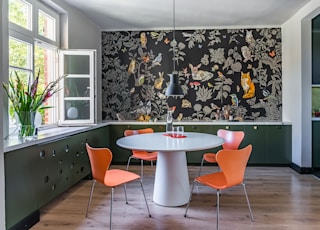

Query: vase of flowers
left=3, top=70, right=64, bottom=139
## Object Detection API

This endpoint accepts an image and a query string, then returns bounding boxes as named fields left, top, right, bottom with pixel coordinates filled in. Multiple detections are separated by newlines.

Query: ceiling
left=61, top=0, right=312, bottom=31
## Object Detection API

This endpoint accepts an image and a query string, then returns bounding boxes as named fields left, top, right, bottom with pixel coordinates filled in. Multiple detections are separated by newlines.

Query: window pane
left=38, top=9, right=56, bottom=41
left=9, top=37, right=32, bottom=69
left=9, top=0, right=32, bottom=30
left=35, top=44, right=56, bottom=125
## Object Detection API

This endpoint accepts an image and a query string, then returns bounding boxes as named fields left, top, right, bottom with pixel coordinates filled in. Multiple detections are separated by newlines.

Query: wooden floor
left=32, top=165, right=320, bottom=230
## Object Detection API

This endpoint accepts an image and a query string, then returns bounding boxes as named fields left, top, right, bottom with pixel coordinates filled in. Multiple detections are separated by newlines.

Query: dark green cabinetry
left=5, top=145, right=39, bottom=229
left=312, top=121, right=320, bottom=170
left=37, top=132, right=90, bottom=207
left=108, top=123, right=292, bottom=166
left=4, top=126, right=109, bottom=230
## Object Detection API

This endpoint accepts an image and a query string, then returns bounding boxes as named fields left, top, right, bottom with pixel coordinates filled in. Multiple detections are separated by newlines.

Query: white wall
left=51, top=0, right=103, bottom=122
left=282, top=0, right=320, bottom=168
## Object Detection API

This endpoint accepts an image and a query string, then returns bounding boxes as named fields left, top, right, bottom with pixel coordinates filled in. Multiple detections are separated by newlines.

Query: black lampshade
left=165, top=73, right=184, bottom=96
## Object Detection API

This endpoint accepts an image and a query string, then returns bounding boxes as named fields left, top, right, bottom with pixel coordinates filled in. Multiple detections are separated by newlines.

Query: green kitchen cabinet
left=5, top=145, right=40, bottom=230
left=266, top=125, right=292, bottom=164
left=242, top=125, right=268, bottom=164
left=37, top=132, right=91, bottom=207
left=312, top=121, right=320, bottom=170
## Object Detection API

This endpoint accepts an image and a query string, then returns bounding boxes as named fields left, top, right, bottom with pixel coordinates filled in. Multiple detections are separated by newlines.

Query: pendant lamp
left=165, top=0, right=184, bottom=96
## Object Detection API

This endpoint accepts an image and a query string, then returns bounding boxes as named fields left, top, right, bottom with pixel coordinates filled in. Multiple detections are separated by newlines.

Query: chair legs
left=242, top=183, right=254, bottom=221
left=126, top=156, right=145, bottom=181
left=85, top=179, right=96, bottom=218
left=110, top=187, right=114, bottom=230
left=198, top=157, right=205, bottom=176
left=185, top=183, right=253, bottom=230
left=86, top=179, right=151, bottom=229
left=139, top=179, right=152, bottom=217
left=216, top=189, right=220, bottom=230
left=184, top=180, right=196, bottom=217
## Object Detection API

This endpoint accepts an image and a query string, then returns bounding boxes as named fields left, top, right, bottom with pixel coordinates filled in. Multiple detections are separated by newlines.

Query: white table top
left=116, top=132, right=224, bottom=152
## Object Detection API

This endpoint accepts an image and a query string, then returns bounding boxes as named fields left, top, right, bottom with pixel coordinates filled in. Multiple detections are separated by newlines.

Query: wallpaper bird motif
left=101, top=28, right=282, bottom=122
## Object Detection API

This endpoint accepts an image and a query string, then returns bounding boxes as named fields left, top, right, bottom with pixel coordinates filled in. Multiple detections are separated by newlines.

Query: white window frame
left=8, top=0, right=60, bottom=129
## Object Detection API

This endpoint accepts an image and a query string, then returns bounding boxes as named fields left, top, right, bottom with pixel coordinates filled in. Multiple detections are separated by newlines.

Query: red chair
left=85, top=143, right=151, bottom=229
left=185, top=145, right=254, bottom=230
left=124, top=128, right=158, bottom=180
left=199, top=129, right=245, bottom=176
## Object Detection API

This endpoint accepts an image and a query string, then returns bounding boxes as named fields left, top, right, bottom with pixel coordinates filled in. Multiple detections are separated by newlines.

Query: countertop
left=3, top=120, right=291, bottom=152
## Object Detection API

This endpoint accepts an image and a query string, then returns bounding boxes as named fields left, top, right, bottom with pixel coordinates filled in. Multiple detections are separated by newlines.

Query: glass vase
left=17, top=111, right=36, bottom=140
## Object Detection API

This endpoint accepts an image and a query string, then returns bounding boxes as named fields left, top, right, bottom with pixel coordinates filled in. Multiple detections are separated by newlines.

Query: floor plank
left=32, top=166, right=320, bottom=230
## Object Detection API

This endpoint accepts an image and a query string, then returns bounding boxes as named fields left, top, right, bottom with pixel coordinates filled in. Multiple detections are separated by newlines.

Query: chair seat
left=203, top=152, right=217, bottom=163
left=104, top=169, right=140, bottom=187
left=196, top=172, right=227, bottom=190
left=132, top=151, right=158, bottom=161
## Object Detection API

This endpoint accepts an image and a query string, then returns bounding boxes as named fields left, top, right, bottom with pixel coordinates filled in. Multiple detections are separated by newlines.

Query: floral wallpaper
left=101, top=28, right=282, bottom=121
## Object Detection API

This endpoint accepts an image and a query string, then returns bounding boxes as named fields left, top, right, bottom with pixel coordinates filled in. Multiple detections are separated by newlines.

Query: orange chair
left=185, top=145, right=254, bottom=230
left=85, top=143, right=151, bottom=229
left=124, top=128, right=158, bottom=180
left=198, top=129, right=245, bottom=176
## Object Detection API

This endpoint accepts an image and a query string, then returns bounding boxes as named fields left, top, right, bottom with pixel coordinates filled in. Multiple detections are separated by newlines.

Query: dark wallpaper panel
left=101, top=28, right=282, bottom=121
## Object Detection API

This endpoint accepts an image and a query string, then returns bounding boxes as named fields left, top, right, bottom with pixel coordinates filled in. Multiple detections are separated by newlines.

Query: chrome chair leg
left=198, top=157, right=205, bottom=176
left=110, top=187, right=114, bottom=230
left=123, top=183, right=128, bottom=204
left=242, top=183, right=254, bottom=221
left=85, top=180, right=96, bottom=218
left=184, top=180, right=196, bottom=217
left=140, top=160, right=144, bottom=182
left=126, top=156, right=133, bottom=171
left=216, top=189, right=220, bottom=230
left=139, top=180, right=151, bottom=217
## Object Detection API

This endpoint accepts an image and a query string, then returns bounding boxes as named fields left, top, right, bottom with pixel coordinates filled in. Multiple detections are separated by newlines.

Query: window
left=9, top=0, right=32, bottom=31
left=8, top=0, right=60, bottom=127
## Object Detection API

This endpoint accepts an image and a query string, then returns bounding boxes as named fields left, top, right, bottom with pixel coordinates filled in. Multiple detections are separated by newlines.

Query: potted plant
left=2, top=70, right=64, bottom=139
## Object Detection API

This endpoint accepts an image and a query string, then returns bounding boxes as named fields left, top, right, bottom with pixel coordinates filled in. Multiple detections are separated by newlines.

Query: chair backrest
left=124, top=128, right=154, bottom=155
left=216, top=144, right=252, bottom=187
left=124, top=128, right=154, bottom=137
left=86, top=143, right=112, bottom=184
left=217, top=129, right=245, bottom=150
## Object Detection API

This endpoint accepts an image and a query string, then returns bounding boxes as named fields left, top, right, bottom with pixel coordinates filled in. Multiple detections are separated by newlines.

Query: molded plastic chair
left=199, top=129, right=245, bottom=176
left=124, top=128, right=158, bottom=180
left=185, top=145, right=254, bottom=230
left=85, top=143, right=151, bottom=229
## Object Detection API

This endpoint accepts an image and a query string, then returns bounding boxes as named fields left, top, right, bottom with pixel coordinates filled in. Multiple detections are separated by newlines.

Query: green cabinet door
left=5, top=145, right=39, bottom=229
left=68, top=132, right=91, bottom=184
left=242, top=125, right=267, bottom=164
left=37, top=138, right=73, bottom=207
left=312, top=121, right=320, bottom=169
left=266, top=125, right=292, bottom=164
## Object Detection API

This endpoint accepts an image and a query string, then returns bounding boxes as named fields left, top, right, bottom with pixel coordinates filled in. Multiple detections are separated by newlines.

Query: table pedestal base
left=153, top=151, right=190, bottom=206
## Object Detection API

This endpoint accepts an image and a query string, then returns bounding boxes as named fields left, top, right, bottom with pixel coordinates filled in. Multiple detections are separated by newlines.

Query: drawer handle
left=253, top=126, right=258, bottom=130
left=39, top=150, right=45, bottom=158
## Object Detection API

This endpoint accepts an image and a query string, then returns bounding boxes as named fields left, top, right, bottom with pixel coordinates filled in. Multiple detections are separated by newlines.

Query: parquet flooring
left=32, top=165, right=320, bottom=230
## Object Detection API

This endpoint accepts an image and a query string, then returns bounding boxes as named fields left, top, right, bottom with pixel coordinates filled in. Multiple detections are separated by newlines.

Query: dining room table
left=116, top=131, right=224, bottom=207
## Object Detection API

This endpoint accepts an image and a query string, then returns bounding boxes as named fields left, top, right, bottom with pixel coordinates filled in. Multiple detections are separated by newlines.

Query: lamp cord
left=172, top=0, right=176, bottom=74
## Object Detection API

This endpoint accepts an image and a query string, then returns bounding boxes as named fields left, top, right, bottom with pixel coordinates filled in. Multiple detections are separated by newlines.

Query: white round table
left=116, top=132, right=224, bottom=207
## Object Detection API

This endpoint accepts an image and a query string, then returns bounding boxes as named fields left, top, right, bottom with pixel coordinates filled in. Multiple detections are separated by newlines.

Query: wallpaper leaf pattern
left=101, top=28, right=282, bottom=121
